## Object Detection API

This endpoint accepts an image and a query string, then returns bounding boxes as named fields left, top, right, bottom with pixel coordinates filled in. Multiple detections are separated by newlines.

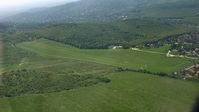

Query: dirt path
left=132, top=48, right=198, bottom=60
left=19, top=58, right=26, bottom=66
left=131, top=48, right=165, bottom=55
left=166, top=50, right=198, bottom=59
left=28, top=61, right=70, bottom=69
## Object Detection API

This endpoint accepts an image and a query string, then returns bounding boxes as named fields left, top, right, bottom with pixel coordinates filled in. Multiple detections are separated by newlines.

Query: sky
left=0, top=0, right=79, bottom=17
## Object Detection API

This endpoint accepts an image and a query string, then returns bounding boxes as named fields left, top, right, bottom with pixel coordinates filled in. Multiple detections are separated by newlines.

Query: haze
left=0, top=0, right=79, bottom=18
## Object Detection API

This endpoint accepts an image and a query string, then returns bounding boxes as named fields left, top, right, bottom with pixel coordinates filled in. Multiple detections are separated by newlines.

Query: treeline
left=0, top=22, right=51, bottom=34
left=116, top=67, right=199, bottom=82
left=0, top=69, right=110, bottom=97
left=116, top=67, right=168, bottom=77
left=10, top=19, right=187, bottom=49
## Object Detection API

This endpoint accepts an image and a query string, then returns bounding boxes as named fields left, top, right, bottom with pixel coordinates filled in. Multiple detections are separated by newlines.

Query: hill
left=141, top=0, right=199, bottom=25
left=3, top=0, right=184, bottom=24
left=10, top=19, right=189, bottom=49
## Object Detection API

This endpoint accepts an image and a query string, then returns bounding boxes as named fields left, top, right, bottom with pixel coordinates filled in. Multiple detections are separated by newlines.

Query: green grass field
left=0, top=38, right=198, bottom=112
left=0, top=72, right=198, bottom=112
left=17, top=39, right=192, bottom=73
left=3, top=55, right=116, bottom=76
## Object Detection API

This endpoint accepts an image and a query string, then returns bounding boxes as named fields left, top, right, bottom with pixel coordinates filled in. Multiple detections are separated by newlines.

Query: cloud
left=0, top=0, right=79, bottom=17
left=0, top=0, right=78, bottom=9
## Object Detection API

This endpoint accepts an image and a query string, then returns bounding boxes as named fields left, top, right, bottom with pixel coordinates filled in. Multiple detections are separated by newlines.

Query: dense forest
left=0, top=69, right=110, bottom=97
left=141, top=0, right=199, bottom=25
left=7, top=19, right=188, bottom=49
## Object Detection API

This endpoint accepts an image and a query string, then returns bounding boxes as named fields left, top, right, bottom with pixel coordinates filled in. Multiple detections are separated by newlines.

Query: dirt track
left=131, top=48, right=165, bottom=55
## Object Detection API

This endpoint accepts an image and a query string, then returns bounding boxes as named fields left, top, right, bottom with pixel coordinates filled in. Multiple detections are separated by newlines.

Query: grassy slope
left=17, top=39, right=192, bottom=74
left=0, top=72, right=198, bottom=112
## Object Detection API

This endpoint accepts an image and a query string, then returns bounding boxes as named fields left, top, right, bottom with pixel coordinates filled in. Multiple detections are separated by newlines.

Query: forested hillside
left=3, top=0, right=184, bottom=23
left=9, top=19, right=189, bottom=49
left=141, top=0, right=199, bottom=24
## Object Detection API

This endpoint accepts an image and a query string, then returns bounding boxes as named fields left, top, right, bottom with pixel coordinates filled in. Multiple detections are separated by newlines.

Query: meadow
left=0, top=72, right=198, bottom=112
left=0, top=38, right=198, bottom=112
left=17, top=39, right=192, bottom=73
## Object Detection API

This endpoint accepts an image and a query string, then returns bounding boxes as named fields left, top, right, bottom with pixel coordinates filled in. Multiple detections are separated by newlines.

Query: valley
left=0, top=38, right=198, bottom=112
left=0, top=0, right=199, bottom=112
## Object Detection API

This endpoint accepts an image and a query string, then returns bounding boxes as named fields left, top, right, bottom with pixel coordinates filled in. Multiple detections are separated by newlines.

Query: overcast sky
left=0, top=0, right=79, bottom=17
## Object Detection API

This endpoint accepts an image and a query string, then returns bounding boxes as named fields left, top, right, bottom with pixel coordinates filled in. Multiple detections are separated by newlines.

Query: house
left=131, top=48, right=140, bottom=51
left=109, top=45, right=123, bottom=49
left=185, top=74, right=193, bottom=78
left=175, top=42, right=179, bottom=45
left=172, top=49, right=178, bottom=52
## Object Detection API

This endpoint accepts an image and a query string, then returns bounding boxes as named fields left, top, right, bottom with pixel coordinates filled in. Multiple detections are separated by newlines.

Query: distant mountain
left=141, top=0, right=199, bottom=24
left=4, top=0, right=183, bottom=24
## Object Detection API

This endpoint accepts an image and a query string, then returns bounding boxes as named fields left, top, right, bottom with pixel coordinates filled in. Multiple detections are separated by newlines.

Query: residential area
left=174, top=64, right=199, bottom=79
left=139, top=30, right=199, bottom=58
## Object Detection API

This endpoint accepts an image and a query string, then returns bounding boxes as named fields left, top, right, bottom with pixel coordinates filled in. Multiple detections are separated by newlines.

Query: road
left=132, top=48, right=198, bottom=60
